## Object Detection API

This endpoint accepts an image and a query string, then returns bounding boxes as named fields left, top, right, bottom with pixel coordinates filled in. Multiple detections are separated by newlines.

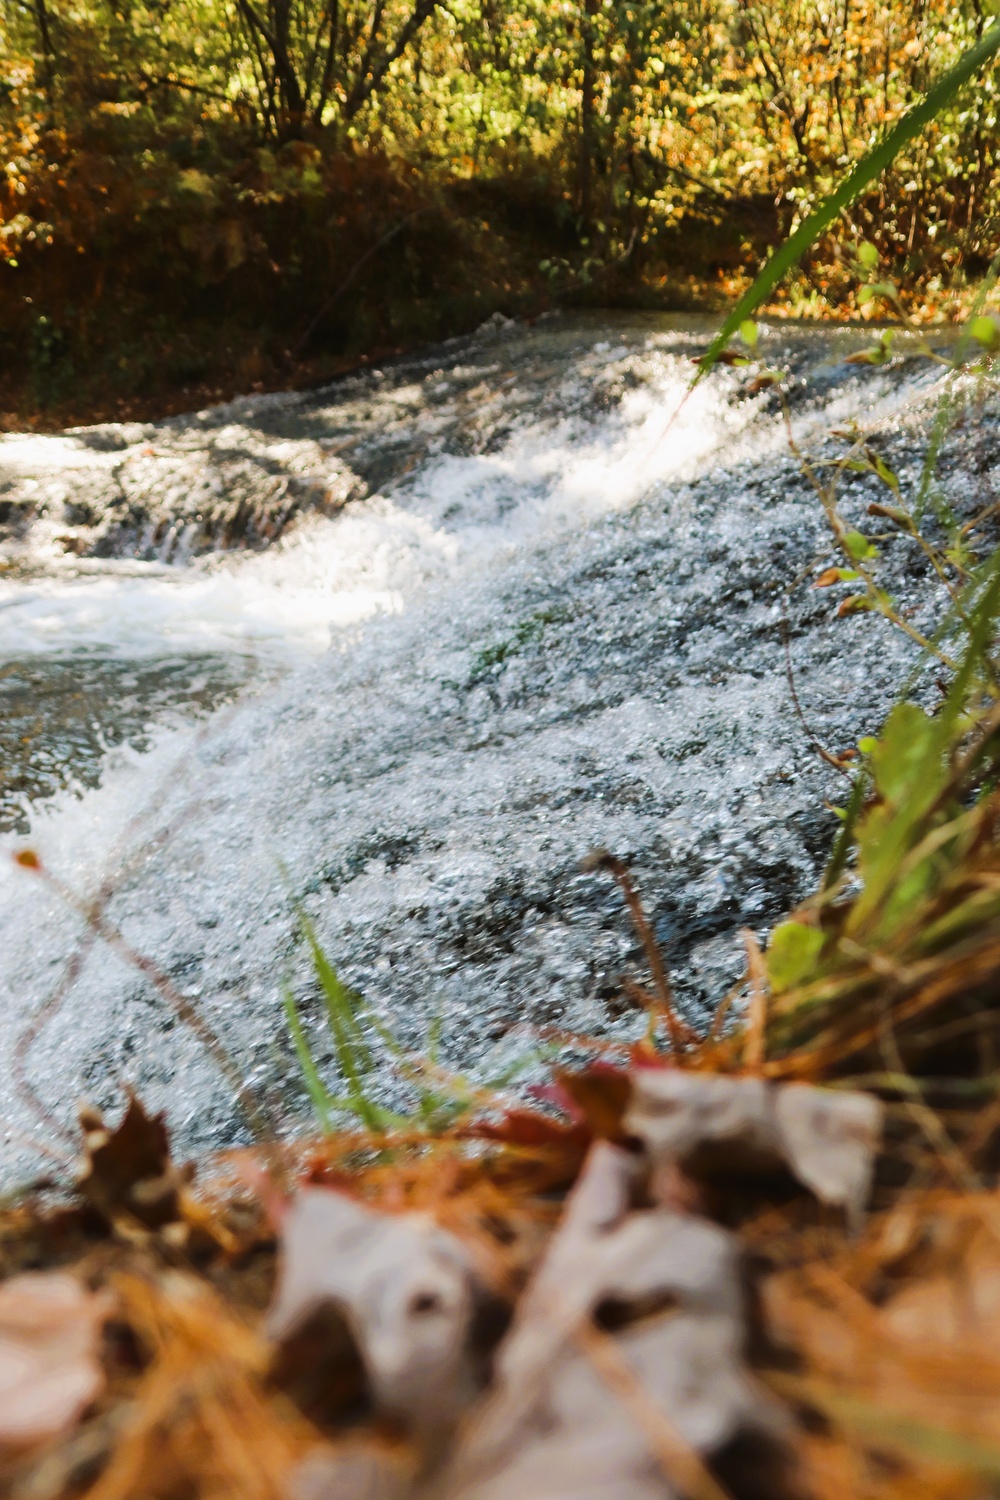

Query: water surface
left=0, top=312, right=974, bottom=1180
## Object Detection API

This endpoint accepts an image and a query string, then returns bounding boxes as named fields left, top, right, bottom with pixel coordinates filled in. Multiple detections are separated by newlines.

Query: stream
left=0, top=310, right=982, bottom=1181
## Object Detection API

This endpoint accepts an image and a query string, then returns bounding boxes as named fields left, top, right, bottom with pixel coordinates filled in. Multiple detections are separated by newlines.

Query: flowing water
left=0, top=311, right=982, bottom=1181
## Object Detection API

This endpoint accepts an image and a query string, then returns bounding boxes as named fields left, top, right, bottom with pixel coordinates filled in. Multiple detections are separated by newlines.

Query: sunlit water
left=0, top=312, right=966, bottom=1180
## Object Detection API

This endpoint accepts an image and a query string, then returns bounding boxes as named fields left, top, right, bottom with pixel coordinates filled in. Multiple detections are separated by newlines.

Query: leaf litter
left=0, top=1274, right=110, bottom=1453
left=12, top=622, right=1000, bottom=1498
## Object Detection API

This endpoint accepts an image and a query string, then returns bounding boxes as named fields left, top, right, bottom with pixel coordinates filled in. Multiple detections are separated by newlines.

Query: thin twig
left=781, top=607, right=855, bottom=777
left=584, top=850, right=694, bottom=1052
left=15, top=854, right=270, bottom=1143
left=742, top=928, right=768, bottom=1072
left=12, top=924, right=98, bottom=1146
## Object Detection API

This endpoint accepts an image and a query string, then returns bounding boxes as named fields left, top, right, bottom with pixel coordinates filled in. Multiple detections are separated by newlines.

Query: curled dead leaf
left=0, top=1273, right=110, bottom=1451
left=267, top=1188, right=489, bottom=1445
left=77, top=1092, right=192, bottom=1235
left=625, top=1071, right=882, bottom=1219
left=439, top=1143, right=793, bottom=1500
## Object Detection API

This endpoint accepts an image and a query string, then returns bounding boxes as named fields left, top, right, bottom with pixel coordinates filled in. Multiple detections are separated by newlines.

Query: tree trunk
left=33, top=0, right=56, bottom=119
left=578, top=0, right=598, bottom=226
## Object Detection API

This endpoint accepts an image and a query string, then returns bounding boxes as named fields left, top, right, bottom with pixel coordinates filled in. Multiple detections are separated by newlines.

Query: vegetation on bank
left=3, top=0, right=1000, bottom=424
left=7, top=7, right=1000, bottom=1491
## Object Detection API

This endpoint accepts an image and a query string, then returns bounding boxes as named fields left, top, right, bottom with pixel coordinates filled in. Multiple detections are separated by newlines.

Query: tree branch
left=343, top=0, right=438, bottom=120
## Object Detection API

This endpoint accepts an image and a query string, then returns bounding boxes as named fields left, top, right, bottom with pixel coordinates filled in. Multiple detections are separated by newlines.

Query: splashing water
left=0, top=312, right=960, bottom=1180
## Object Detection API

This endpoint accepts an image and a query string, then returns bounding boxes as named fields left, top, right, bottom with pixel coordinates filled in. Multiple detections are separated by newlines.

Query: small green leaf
left=970, top=314, right=1000, bottom=350
left=177, top=168, right=215, bottom=198
left=858, top=241, right=880, bottom=269
left=767, top=922, right=826, bottom=994
left=869, top=501, right=913, bottom=529
left=869, top=702, right=937, bottom=804
left=858, top=282, right=898, bottom=307
left=739, top=318, right=758, bottom=349
left=845, top=345, right=891, bottom=366
left=873, top=456, right=901, bottom=495
left=844, top=530, right=877, bottom=560
left=837, top=594, right=873, bottom=616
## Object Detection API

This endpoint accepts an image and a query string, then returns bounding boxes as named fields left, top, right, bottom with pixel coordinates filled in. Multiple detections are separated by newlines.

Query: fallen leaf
left=625, top=1071, right=881, bottom=1218
left=77, top=1093, right=191, bottom=1233
left=555, top=1064, right=633, bottom=1140
left=690, top=349, right=747, bottom=367
left=814, top=566, right=847, bottom=588
left=468, top=1105, right=588, bottom=1150
left=291, top=1440, right=416, bottom=1500
left=0, top=1273, right=110, bottom=1450
left=438, top=1142, right=792, bottom=1500
left=267, top=1188, right=489, bottom=1446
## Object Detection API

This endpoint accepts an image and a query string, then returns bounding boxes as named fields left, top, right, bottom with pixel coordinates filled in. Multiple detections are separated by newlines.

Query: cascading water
left=0, top=311, right=973, bottom=1180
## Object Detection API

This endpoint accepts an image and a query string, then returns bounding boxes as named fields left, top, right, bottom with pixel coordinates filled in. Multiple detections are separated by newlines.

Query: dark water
left=0, top=655, right=249, bottom=833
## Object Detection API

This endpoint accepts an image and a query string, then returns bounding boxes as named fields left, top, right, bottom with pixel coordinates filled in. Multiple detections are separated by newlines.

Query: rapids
left=0, top=311, right=976, bottom=1179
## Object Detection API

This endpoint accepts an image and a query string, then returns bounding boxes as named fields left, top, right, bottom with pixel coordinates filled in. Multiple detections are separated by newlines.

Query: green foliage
left=467, top=605, right=567, bottom=683
left=765, top=608, right=1000, bottom=1067
left=4, top=0, right=1000, bottom=416
left=283, top=907, right=542, bottom=1133
left=767, top=921, right=826, bottom=995
left=695, top=13, right=1000, bottom=376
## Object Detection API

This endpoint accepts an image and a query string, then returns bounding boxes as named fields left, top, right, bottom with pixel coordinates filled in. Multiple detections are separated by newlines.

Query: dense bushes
left=1, top=0, right=998, bottom=421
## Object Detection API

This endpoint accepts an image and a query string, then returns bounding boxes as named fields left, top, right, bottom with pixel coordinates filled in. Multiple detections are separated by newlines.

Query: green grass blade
left=695, top=19, right=1000, bottom=379
left=822, top=769, right=869, bottom=892
left=281, top=982, right=335, bottom=1133
left=938, top=545, right=1000, bottom=737
left=298, top=912, right=382, bottom=1131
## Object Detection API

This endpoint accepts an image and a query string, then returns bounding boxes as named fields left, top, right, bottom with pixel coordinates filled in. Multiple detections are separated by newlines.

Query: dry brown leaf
left=0, top=1272, right=110, bottom=1451
left=267, top=1188, right=486, bottom=1443
left=437, top=1142, right=792, bottom=1500
left=77, top=1092, right=189, bottom=1232
left=625, top=1071, right=882, bottom=1217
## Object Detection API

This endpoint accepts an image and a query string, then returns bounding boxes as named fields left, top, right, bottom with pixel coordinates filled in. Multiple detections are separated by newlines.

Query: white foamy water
left=0, top=337, right=765, bottom=662
left=0, top=313, right=953, bottom=1181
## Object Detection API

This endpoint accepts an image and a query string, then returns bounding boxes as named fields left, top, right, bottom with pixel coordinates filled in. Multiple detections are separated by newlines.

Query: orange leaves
left=90, top=1273, right=314, bottom=1500
left=763, top=1195, right=1000, bottom=1497
left=815, top=565, right=855, bottom=588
